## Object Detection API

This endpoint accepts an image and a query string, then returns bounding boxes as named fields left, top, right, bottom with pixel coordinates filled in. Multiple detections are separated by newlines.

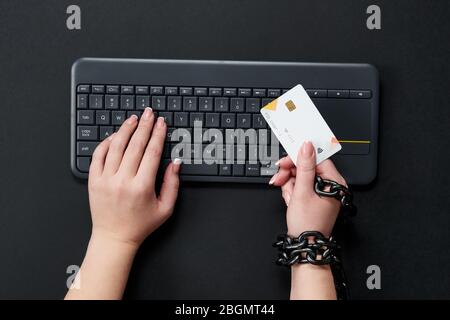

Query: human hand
left=87, top=107, right=181, bottom=248
left=270, top=141, right=346, bottom=237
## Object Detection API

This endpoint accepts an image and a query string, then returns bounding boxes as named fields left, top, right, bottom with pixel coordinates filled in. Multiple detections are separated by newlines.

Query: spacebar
left=180, top=163, right=218, bottom=175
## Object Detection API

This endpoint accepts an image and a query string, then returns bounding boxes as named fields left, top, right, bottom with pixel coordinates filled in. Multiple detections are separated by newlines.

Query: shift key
left=77, top=126, right=98, bottom=140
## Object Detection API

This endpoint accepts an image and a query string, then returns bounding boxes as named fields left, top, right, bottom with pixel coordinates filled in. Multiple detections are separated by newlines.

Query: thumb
left=293, top=141, right=317, bottom=196
left=158, top=159, right=181, bottom=215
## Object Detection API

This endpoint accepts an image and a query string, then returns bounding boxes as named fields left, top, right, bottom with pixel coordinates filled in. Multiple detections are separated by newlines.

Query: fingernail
left=127, top=114, right=138, bottom=124
left=275, top=160, right=280, bottom=166
left=269, top=174, right=277, bottom=185
left=157, top=116, right=165, bottom=126
left=172, top=158, right=182, bottom=173
left=143, top=107, right=152, bottom=120
left=301, top=140, right=313, bottom=157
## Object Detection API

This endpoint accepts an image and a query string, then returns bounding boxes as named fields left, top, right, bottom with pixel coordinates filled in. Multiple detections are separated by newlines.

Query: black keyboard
left=71, top=58, right=379, bottom=185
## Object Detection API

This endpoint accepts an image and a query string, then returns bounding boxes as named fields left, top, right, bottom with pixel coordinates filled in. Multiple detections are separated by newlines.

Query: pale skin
left=65, top=107, right=345, bottom=300
left=270, top=141, right=346, bottom=300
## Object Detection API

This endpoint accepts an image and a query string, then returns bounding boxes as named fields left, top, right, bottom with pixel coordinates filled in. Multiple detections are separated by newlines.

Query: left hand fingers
left=136, top=116, right=167, bottom=186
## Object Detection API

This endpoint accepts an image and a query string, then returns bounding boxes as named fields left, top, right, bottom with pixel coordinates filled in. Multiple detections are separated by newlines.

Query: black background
left=0, top=0, right=449, bottom=299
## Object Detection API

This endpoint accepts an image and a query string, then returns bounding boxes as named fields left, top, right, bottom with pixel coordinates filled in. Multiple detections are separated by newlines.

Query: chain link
left=314, top=176, right=357, bottom=216
left=273, top=231, right=340, bottom=266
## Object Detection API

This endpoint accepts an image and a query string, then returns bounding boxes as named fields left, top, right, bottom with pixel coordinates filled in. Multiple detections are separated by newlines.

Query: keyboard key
left=77, top=94, right=88, bottom=109
left=245, top=98, right=260, bottom=112
left=190, top=113, right=204, bottom=126
left=77, top=142, right=99, bottom=156
left=253, top=89, right=266, bottom=97
left=170, top=143, right=186, bottom=159
left=89, top=95, right=103, bottom=109
left=253, top=114, right=266, bottom=128
left=120, top=95, right=135, bottom=109
left=205, top=113, right=220, bottom=127
left=99, top=126, right=114, bottom=140
left=183, top=97, right=197, bottom=111
left=267, top=89, right=281, bottom=97
left=112, top=111, right=126, bottom=125
left=165, top=128, right=175, bottom=142
left=350, top=90, right=372, bottom=99
left=237, top=114, right=251, bottom=128
left=219, top=164, right=232, bottom=176
left=96, top=110, right=110, bottom=125
left=105, top=95, right=119, bottom=109
left=260, top=162, right=278, bottom=176
left=167, top=96, right=182, bottom=111
left=121, top=85, right=134, bottom=94
left=224, top=88, right=237, bottom=96
left=259, top=129, right=270, bottom=145
left=262, top=98, right=273, bottom=107
left=159, top=112, right=173, bottom=126
left=221, top=113, right=235, bottom=128
left=235, top=145, right=246, bottom=162
left=225, top=129, right=256, bottom=145
left=214, top=98, right=229, bottom=112
left=152, top=96, right=166, bottom=110
left=180, top=163, right=218, bottom=175
left=77, top=85, right=90, bottom=93
left=150, top=86, right=163, bottom=94
left=77, top=126, right=98, bottom=140
left=172, top=128, right=192, bottom=142
left=77, top=110, right=94, bottom=124
left=192, top=87, right=206, bottom=96
left=238, top=88, right=251, bottom=97
left=174, top=112, right=189, bottom=127
left=136, top=86, right=149, bottom=94
left=127, top=111, right=142, bottom=118
left=180, top=87, right=193, bottom=95
left=165, top=87, right=178, bottom=95
left=232, top=164, right=245, bottom=176
left=306, top=89, right=327, bottom=98
left=209, top=88, right=222, bottom=96
left=77, top=157, right=90, bottom=172
left=199, top=97, right=213, bottom=111
left=230, top=98, right=245, bottom=112
left=136, top=96, right=150, bottom=110
left=92, top=85, right=105, bottom=93
left=245, top=163, right=260, bottom=176
left=328, top=89, right=349, bottom=98
left=106, top=85, right=120, bottom=94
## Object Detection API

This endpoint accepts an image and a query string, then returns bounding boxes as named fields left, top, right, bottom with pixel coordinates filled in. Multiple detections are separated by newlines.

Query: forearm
left=290, top=264, right=336, bottom=300
left=65, top=233, right=138, bottom=300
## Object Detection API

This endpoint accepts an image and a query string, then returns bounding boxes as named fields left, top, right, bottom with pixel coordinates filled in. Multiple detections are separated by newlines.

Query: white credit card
left=260, top=84, right=341, bottom=165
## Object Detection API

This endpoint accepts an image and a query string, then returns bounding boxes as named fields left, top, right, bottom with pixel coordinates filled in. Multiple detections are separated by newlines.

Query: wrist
left=287, top=226, right=331, bottom=238
left=89, top=229, right=140, bottom=256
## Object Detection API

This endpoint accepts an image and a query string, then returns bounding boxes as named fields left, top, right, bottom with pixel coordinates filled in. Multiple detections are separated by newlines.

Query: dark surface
left=0, top=0, right=449, bottom=299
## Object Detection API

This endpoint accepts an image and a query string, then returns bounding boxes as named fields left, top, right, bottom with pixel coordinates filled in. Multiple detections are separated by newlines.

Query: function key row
left=78, top=85, right=371, bottom=99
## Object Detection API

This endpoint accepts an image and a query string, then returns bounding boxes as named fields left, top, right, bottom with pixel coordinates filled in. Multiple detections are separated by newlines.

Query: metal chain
left=273, top=231, right=340, bottom=266
left=272, top=176, right=357, bottom=299
left=314, top=176, right=357, bottom=216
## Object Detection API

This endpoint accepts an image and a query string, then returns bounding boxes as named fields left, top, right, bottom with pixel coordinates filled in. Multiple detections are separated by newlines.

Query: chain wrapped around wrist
left=273, top=175, right=356, bottom=299
left=314, top=176, right=356, bottom=216
left=273, top=231, right=339, bottom=266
